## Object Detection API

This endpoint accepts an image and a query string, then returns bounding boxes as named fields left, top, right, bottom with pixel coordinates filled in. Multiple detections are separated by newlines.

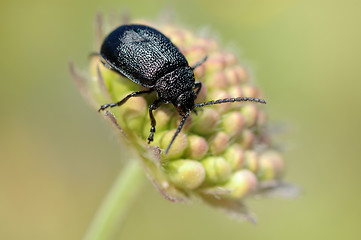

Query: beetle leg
left=191, top=56, right=208, bottom=70
left=98, top=89, right=154, bottom=112
left=194, top=81, right=202, bottom=95
left=100, top=59, right=114, bottom=70
left=192, top=81, right=202, bottom=115
left=147, top=99, right=163, bottom=143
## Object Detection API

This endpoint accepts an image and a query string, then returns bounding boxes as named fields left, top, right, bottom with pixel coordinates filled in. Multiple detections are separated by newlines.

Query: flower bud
left=243, top=150, right=259, bottom=173
left=228, top=86, right=243, bottom=98
left=165, top=29, right=187, bottom=47
left=120, top=97, right=147, bottom=133
left=241, top=103, right=259, bottom=127
left=187, top=46, right=208, bottom=68
left=120, top=96, right=147, bottom=117
left=149, top=130, right=167, bottom=147
left=167, top=159, right=205, bottom=190
left=160, top=130, right=188, bottom=160
left=221, top=112, right=245, bottom=139
left=185, top=135, right=208, bottom=160
left=224, top=52, right=237, bottom=66
left=233, top=65, right=248, bottom=83
left=225, top=67, right=241, bottom=86
left=209, top=132, right=229, bottom=155
left=207, top=71, right=229, bottom=89
left=258, top=151, right=285, bottom=180
left=242, top=84, right=259, bottom=98
left=201, top=156, right=231, bottom=184
left=98, top=64, right=137, bottom=99
left=206, top=52, right=226, bottom=73
left=241, top=129, right=255, bottom=149
left=152, top=106, right=172, bottom=131
left=191, top=108, right=220, bottom=135
left=224, top=144, right=244, bottom=171
left=222, top=170, right=258, bottom=199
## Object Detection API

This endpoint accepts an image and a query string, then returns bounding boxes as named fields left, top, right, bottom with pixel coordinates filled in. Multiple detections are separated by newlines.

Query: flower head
left=70, top=14, right=298, bottom=222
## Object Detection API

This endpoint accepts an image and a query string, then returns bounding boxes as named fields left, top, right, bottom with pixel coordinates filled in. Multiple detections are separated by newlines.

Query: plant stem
left=83, top=160, right=144, bottom=240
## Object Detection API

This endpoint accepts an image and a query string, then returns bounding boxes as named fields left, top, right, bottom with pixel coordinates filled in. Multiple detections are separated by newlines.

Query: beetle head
left=174, top=89, right=197, bottom=115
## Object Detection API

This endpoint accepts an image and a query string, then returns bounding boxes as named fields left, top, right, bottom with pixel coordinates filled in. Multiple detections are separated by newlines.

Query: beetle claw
left=147, top=134, right=154, bottom=144
left=98, top=105, right=107, bottom=112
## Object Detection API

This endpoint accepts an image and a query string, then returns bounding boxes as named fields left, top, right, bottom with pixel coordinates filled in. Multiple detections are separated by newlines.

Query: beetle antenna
left=195, top=97, right=266, bottom=108
left=165, top=111, right=191, bottom=154
left=191, top=56, right=208, bottom=70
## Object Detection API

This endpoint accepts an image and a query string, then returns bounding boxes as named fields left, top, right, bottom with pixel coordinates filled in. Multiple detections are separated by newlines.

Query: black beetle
left=98, top=24, right=266, bottom=153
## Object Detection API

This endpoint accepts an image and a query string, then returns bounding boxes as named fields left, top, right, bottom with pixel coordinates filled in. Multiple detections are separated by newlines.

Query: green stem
left=83, top=160, right=144, bottom=240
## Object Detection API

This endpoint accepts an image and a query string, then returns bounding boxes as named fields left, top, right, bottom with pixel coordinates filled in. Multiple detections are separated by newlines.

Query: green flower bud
left=241, top=103, right=259, bottom=127
left=258, top=151, right=285, bottom=180
left=191, top=108, right=220, bottom=135
left=98, top=64, right=137, bottom=99
left=207, top=71, right=229, bottom=89
left=201, top=156, right=231, bottom=184
left=209, top=132, right=229, bottom=155
left=185, top=135, right=208, bottom=160
left=167, top=160, right=205, bottom=190
left=225, top=67, right=241, bottom=86
left=222, top=170, right=258, bottom=199
left=149, top=130, right=167, bottom=147
left=160, top=130, right=188, bottom=160
left=120, top=96, right=147, bottom=118
left=243, top=150, right=259, bottom=173
left=224, top=144, right=244, bottom=171
left=224, top=52, right=237, bottom=66
left=186, top=46, right=208, bottom=68
left=163, top=27, right=187, bottom=47
left=152, top=106, right=172, bottom=131
left=221, top=112, right=245, bottom=139
left=242, top=84, right=259, bottom=98
left=233, top=65, right=249, bottom=83
left=206, top=52, right=226, bottom=73
left=241, top=129, right=255, bottom=149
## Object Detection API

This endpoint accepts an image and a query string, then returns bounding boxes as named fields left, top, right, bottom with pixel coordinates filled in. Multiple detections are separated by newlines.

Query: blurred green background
left=1, top=0, right=361, bottom=239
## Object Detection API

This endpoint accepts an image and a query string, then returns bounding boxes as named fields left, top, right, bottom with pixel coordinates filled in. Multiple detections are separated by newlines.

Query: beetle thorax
left=155, top=66, right=196, bottom=113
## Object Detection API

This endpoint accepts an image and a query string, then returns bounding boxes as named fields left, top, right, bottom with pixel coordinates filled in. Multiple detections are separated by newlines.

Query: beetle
left=98, top=24, right=266, bottom=153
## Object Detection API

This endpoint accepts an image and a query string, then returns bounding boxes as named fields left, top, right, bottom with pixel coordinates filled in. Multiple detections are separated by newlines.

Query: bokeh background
left=1, top=0, right=361, bottom=239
